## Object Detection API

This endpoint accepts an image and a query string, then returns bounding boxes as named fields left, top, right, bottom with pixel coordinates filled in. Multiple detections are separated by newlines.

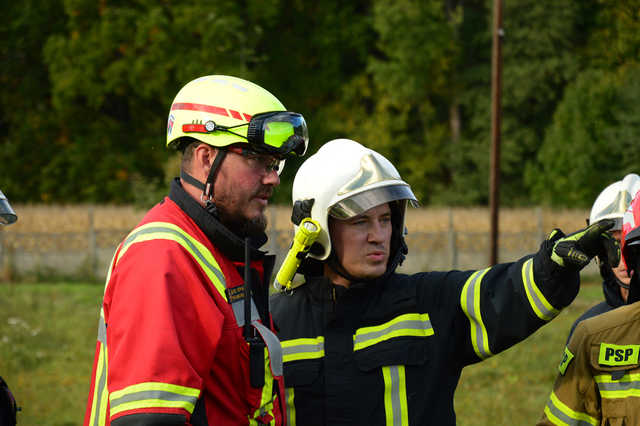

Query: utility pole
left=489, top=0, right=503, bottom=266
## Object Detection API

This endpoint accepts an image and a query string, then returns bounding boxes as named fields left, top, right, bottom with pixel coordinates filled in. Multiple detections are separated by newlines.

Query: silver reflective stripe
left=92, top=346, right=108, bottom=426
left=285, top=388, right=296, bottom=426
left=461, top=269, right=492, bottom=359
left=110, top=389, right=198, bottom=410
left=282, top=338, right=325, bottom=362
left=123, top=226, right=226, bottom=287
left=353, top=315, right=432, bottom=351
left=383, top=366, right=408, bottom=426
left=98, top=315, right=107, bottom=345
left=596, top=379, right=640, bottom=392
left=522, top=258, right=558, bottom=321
left=544, top=399, right=595, bottom=426
left=254, top=321, right=283, bottom=377
left=232, top=298, right=260, bottom=327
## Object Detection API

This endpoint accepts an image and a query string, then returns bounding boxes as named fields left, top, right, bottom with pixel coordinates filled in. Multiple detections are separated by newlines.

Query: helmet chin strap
left=326, top=253, right=362, bottom=285
left=627, top=273, right=640, bottom=304
left=181, top=149, right=228, bottom=216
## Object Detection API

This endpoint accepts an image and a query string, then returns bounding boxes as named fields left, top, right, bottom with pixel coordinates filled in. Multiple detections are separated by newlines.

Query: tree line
left=2, top=0, right=639, bottom=207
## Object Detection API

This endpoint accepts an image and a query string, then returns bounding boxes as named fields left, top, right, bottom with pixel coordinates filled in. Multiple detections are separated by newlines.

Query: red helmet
left=621, top=190, right=640, bottom=273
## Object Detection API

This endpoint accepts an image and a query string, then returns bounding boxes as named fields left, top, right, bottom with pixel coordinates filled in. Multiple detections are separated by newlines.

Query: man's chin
left=217, top=208, right=267, bottom=238
left=243, top=213, right=268, bottom=237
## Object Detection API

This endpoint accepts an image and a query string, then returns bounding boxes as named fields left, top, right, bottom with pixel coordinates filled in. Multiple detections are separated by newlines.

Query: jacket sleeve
left=536, top=324, right=600, bottom=425
left=104, top=239, right=225, bottom=424
left=419, top=236, right=580, bottom=366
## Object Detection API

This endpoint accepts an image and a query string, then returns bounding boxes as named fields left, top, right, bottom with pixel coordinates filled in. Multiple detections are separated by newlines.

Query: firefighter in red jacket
left=83, top=75, right=308, bottom=425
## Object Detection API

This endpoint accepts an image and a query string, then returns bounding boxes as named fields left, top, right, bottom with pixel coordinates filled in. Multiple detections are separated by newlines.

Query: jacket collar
left=169, top=178, right=267, bottom=262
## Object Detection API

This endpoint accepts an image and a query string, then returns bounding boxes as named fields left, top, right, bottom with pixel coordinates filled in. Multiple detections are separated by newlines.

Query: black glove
left=550, top=219, right=616, bottom=270
left=597, top=230, right=621, bottom=268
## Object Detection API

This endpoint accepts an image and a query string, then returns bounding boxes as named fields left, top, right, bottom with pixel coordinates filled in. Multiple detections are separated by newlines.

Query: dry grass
left=5, top=204, right=147, bottom=233
left=4, top=204, right=589, bottom=234
left=404, top=207, right=589, bottom=233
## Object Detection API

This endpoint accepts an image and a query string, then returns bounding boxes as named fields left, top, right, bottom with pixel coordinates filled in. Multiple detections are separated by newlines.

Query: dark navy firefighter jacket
left=271, top=237, right=579, bottom=426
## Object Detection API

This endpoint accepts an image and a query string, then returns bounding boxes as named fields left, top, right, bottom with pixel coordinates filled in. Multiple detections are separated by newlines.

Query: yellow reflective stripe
left=250, top=346, right=276, bottom=425
left=558, top=346, right=574, bottom=375
left=103, top=249, right=118, bottom=295
left=281, top=337, right=325, bottom=362
left=595, top=373, right=640, bottom=398
left=114, top=222, right=227, bottom=302
left=543, top=390, right=598, bottom=426
left=382, top=366, right=409, bottom=426
left=109, top=382, right=200, bottom=416
left=89, top=342, right=109, bottom=426
left=460, top=268, right=493, bottom=359
left=285, top=388, right=296, bottom=426
left=522, top=258, right=559, bottom=321
left=353, top=313, right=433, bottom=351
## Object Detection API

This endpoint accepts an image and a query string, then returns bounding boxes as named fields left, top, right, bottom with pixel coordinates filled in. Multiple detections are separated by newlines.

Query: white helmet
left=590, top=173, right=640, bottom=230
left=0, top=190, right=17, bottom=225
left=292, top=139, right=418, bottom=261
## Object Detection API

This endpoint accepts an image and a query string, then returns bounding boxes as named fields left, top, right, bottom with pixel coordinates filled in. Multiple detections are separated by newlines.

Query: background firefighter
left=0, top=190, right=19, bottom=426
left=565, top=173, right=640, bottom=343
left=537, top=188, right=640, bottom=425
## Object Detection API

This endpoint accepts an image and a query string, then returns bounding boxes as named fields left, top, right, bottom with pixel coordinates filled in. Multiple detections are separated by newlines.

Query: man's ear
left=193, top=144, right=218, bottom=175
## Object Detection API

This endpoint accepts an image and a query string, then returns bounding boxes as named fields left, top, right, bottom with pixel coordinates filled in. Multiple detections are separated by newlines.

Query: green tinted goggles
left=184, top=111, right=308, bottom=158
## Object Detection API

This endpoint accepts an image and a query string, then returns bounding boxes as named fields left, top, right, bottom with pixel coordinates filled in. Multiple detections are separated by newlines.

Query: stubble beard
left=215, top=199, right=268, bottom=238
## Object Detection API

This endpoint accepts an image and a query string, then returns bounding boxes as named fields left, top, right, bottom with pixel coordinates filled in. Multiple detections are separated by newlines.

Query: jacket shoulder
left=576, top=302, right=640, bottom=340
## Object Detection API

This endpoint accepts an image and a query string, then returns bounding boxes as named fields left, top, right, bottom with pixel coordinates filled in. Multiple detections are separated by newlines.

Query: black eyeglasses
left=227, top=146, right=283, bottom=175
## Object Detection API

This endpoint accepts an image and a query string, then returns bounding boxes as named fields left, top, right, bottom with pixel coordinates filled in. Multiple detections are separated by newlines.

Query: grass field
left=0, top=279, right=603, bottom=425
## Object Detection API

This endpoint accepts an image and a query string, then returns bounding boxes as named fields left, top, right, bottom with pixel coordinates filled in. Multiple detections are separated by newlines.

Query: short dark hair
left=180, top=138, right=214, bottom=173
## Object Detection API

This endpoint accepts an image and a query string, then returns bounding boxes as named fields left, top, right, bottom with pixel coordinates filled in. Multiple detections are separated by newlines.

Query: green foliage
left=450, top=0, right=595, bottom=206
left=526, top=66, right=640, bottom=207
left=2, top=0, right=640, bottom=206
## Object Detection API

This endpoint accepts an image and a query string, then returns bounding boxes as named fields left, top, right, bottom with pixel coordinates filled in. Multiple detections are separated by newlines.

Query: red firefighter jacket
left=84, top=179, right=284, bottom=426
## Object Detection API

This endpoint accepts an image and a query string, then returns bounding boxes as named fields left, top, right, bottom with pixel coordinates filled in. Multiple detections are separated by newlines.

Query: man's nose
left=368, top=222, right=386, bottom=243
left=262, top=169, right=280, bottom=186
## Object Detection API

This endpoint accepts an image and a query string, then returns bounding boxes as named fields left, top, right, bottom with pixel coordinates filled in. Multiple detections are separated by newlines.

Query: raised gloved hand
left=549, top=219, right=616, bottom=270
left=598, top=230, right=621, bottom=268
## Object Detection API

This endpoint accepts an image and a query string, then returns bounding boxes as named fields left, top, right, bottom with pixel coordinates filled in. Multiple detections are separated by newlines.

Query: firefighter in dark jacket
left=565, top=173, right=640, bottom=343
left=270, top=138, right=614, bottom=426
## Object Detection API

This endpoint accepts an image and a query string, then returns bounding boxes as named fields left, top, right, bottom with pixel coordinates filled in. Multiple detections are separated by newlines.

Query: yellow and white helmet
left=590, top=173, right=640, bottom=230
left=292, top=139, right=418, bottom=261
left=166, top=75, right=308, bottom=158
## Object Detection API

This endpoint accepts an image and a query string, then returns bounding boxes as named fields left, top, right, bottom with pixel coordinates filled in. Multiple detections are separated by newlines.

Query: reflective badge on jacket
left=558, top=346, right=574, bottom=375
left=598, top=343, right=640, bottom=366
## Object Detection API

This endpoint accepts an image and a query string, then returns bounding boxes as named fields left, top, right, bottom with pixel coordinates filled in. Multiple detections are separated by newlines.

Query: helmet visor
left=329, top=184, right=419, bottom=220
left=0, top=191, right=17, bottom=225
left=247, top=111, right=309, bottom=158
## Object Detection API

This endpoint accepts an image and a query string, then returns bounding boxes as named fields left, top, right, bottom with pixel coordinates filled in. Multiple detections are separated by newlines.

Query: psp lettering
left=599, top=343, right=640, bottom=366
left=604, top=347, right=634, bottom=362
